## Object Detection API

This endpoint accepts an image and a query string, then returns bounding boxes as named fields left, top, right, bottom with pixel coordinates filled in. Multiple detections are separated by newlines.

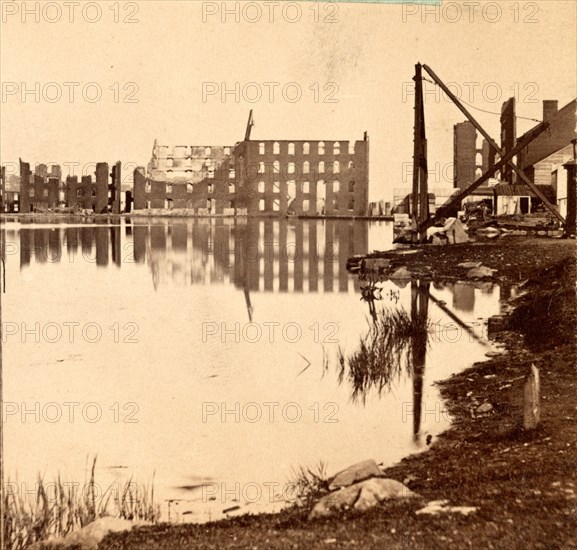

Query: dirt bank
left=98, top=238, right=576, bottom=550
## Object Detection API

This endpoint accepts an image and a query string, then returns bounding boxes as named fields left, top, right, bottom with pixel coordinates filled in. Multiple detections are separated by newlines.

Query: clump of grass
left=337, top=307, right=432, bottom=403
left=288, top=461, right=330, bottom=508
left=3, top=457, right=159, bottom=550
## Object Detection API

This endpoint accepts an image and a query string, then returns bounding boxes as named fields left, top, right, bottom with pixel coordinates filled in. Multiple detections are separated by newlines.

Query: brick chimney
left=543, top=100, right=559, bottom=121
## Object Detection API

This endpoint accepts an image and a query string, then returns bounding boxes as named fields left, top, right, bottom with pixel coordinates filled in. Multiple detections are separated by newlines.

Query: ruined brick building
left=234, top=138, right=369, bottom=216
left=133, top=142, right=237, bottom=214
left=452, top=98, right=577, bottom=217
left=19, top=162, right=62, bottom=213
left=0, top=166, right=20, bottom=212
left=133, top=132, right=369, bottom=217
left=18, top=160, right=123, bottom=214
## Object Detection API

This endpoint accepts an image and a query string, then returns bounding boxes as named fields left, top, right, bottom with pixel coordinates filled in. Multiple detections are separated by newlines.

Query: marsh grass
left=3, top=457, right=159, bottom=550
left=338, top=307, right=432, bottom=403
left=288, top=461, right=330, bottom=507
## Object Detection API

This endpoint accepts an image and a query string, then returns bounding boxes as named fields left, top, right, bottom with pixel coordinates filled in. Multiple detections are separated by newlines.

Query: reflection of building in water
left=451, top=283, right=475, bottom=312
left=134, top=219, right=368, bottom=293
left=18, top=226, right=122, bottom=269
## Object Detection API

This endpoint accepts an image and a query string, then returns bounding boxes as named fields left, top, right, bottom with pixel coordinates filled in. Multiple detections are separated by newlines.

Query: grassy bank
left=89, top=240, right=577, bottom=548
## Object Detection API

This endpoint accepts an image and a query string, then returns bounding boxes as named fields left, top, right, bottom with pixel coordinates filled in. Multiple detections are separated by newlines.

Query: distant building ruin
left=133, top=132, right=370, bottom=217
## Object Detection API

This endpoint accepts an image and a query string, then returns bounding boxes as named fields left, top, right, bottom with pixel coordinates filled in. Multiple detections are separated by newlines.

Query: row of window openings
left=163, top=159, right=234, bottom=174
left=145, top=183, right=234, bottom=194
left=259, top=142, right=354, bottom=156
left=258, top=160, right=353, bottom=175
left=29, top=189, right=97, bottom=198
left=259, top=199, right=355, bottom=212
left=161, top=147, right=231, bottom=158
left=148, top=199, right=226, bottom=211
left=258, top=181, right=356, bottom=193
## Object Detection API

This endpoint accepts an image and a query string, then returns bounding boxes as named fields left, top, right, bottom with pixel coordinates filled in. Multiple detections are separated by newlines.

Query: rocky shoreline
left=41, top=237, right=577, bottom=550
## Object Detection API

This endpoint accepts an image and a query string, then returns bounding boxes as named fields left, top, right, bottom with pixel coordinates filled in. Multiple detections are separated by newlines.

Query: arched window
left=333, top=180, right=340, bottom=193
left=273, top=142, right=280, bottom=155
left=348, top=142, right=355, bottom=155
left=318, top=142, right=325, bottom=155
left=348, top=180, right=355, bottom=193
left=288, top=162, right=295, bottom=174
left=258, top=162, right=265, bottom=174
left=303, top=181, right=310, bottom=193
left=187, top=183, right=193, bottom=193
left=303, top=161, right=310, bottom=174
left=333, top=161, right=340, bottom=174
left=303, top=142, right=310, bottom=155
left=333, top=142, right=340, bottom=155
left=258, top=181, right=265, bottom=193
left=348, top=160, right=355, bottom=170
left=288, top=143, right=295, bottom=155
left=273, top=161, right=280, bottom=174
left=259, top=142, right=265, bottom=155
left=318, top=161, right=325, bottom=174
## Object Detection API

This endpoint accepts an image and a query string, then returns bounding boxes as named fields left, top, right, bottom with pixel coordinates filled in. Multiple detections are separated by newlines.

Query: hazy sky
left=1, top=0, right=576, bottom=200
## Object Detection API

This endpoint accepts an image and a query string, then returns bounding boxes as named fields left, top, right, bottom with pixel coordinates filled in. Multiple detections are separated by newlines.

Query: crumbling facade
left=18, top=161, right=122, bottom=214
left=133, top=143, right=238, bottom=214
left=134, top=136, right=369, bottom=217
left=234, top=137, right=369, bottom=216
left=0, top=166, right=20, bottom=212
left=19, top=161, right=62, bottom=213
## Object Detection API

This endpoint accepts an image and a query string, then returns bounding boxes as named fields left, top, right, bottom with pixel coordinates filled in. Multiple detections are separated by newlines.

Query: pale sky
left=1, top=0, right=576, bottom=200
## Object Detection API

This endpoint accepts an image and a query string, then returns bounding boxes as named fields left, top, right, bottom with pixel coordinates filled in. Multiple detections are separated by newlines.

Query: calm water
left=1, top=218, right=507, bottom=521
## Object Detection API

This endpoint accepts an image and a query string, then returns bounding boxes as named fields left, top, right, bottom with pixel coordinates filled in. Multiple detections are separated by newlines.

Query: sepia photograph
left=0, top=0, right=576, bottom=548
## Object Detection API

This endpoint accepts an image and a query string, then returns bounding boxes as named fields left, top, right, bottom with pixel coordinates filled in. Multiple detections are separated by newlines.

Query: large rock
left=467, top=266, right=496, bottom=279
left=309, top=478, right=416, bottom=519
left=29, top=517, right=149, bottom=550
left=389, top=267, right=412, bottom=280
left=328, top=459, right=384, bottom=490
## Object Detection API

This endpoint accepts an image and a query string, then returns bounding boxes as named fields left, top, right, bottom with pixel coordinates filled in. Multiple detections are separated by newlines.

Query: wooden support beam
left=419, top=121, right=550, bottom=233
left=422, top=64, right=566, bottom=225
left=412, top=64, right=429, bottom=241
left=412, top=64, right=423, bottom=228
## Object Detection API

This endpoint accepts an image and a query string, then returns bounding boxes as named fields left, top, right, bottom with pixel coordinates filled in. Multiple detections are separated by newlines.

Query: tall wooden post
left=412, top=64, right=428, bottom=242
left=563, top=139, right=577, bottom=237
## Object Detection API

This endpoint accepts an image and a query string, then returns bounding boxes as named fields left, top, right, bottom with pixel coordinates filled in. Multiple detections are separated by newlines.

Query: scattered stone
left=458, top=261, right=482, bottom=269
left=29, top=518, right=149, bottom=550
left=488, top=315, right=509, bottom=334
left=389, top=267, right=412, bottom=280
left=476, top=403, right=493, bottom=414
left=223, top=505, right=241, bottom=514
left=485, top=351, right=504, bottom=358
left=467, top=266, right=496, bottom=279
left=523, top=364, right=540, bottom=430
left=328, top=459, right=384, bottom=490
left=403, top=474, right=417, bottom=486
left=416, top=500, right=477, bottom=516
left=309, top=478, right=416, bottom=519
